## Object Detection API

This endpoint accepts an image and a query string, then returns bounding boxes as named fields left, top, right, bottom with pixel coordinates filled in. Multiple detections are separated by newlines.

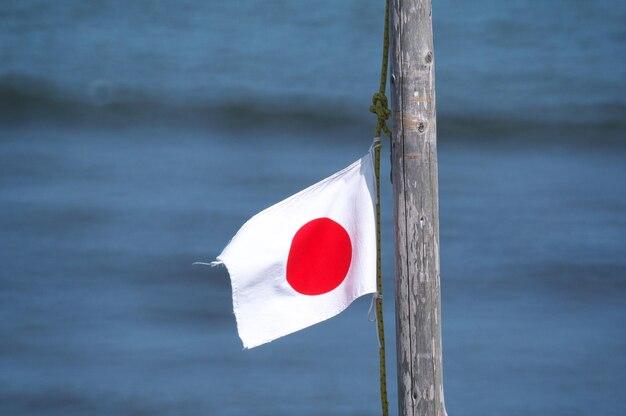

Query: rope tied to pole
left=370, top=92, right=392, bottom=139
left=370, top=2, right=391, bottom=416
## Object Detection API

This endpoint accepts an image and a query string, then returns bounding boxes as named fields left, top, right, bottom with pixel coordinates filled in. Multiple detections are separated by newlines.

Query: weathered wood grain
left=390, top=1, right=447, bottom=415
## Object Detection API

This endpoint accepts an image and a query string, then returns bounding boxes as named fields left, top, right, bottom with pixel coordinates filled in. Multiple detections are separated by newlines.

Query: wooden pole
left=389, top=1, right=447, bottom=415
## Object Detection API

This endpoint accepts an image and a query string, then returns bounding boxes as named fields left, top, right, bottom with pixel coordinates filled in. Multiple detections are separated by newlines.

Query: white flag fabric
left=215, top=145, right=377, bottom=348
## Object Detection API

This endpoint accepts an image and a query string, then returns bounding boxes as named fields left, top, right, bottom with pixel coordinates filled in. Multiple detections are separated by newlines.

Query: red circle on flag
left=286, top=217, right=352, bottom=296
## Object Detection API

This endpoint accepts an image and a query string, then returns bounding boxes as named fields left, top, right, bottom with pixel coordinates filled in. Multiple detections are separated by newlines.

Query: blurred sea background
left=1, top=1, right=625, bottom=415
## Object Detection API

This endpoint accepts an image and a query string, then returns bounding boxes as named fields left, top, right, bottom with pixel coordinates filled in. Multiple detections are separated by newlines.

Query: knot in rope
left=370, top=92, right=392, bottom=138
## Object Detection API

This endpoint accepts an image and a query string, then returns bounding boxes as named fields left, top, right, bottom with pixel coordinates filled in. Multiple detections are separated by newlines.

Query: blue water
left=1, top=1, right=625, bottom=415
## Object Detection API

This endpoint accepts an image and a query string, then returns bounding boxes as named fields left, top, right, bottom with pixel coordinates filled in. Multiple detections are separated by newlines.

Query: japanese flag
left=215, top=144, right=377, bottom=348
